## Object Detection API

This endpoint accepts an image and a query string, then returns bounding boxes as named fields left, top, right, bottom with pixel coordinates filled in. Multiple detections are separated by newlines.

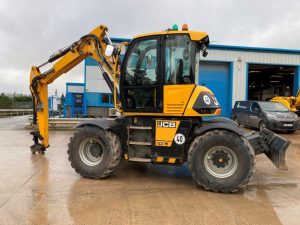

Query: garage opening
left=248, top=64, right=296, bottom=101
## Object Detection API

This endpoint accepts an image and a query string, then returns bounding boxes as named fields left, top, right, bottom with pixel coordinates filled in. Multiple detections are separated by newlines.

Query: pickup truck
left=232, top=100, right=298, bottom=132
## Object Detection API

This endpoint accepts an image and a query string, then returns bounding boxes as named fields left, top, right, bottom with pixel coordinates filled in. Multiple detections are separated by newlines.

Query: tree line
left=0, top=93, right=33, bottom=109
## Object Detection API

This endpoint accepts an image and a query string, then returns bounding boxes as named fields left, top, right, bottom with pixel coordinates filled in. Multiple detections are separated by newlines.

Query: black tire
left=286, top=130, right=297, bottom=133
left=188, top=130, right=255, bottom=193
left=233, top=117, right=239, bottom=126
left=68, top=126, right=122, bottom=179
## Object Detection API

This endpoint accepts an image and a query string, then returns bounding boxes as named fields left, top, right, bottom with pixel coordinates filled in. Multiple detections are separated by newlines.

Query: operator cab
left=120, top=26, right=210, bottom=114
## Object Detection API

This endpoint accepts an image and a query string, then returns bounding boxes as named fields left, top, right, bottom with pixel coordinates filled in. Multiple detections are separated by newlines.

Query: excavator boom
left=29, top=25, right=125, bottom=153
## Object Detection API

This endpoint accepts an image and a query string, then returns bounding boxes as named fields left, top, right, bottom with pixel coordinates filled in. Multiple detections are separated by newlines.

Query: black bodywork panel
left=151, top=119, right=192, bottom=164
left=192, top=92, right=220, bottom=114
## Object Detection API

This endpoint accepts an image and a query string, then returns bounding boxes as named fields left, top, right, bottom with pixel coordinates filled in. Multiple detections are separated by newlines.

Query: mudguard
left=74, top=117, right=128, bottom=135
left=74, top=117, right=129, bottom=149
left=206, top=117, right=239, bottom=127
left=74, top=118, right=119, bottom=130
left=194, top=120, right=244, bottom=136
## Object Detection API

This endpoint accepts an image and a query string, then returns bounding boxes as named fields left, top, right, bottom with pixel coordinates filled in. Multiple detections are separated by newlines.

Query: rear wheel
left=68, top=126, right=122, bottom=179
left=188, top=130, right=255, bottom=193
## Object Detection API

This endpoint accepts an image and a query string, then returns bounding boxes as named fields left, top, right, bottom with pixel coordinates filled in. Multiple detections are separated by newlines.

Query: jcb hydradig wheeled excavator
left=29, top=24, right=291, bottom=193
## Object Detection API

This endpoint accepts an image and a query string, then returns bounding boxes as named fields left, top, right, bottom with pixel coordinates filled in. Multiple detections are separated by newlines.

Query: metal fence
left=0, top=109, right=33, bottom=118
left=28, top=116, right=113, bottom=128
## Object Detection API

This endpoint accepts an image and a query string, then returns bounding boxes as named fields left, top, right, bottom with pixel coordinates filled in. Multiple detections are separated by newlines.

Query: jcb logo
left=157, top=121, right=176, bottom=128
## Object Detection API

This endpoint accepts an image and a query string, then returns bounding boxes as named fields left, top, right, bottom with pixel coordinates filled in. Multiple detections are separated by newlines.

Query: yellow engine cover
left=163, top=84, right=221, bottom=116
left=163, top=84, right=195, bottom=115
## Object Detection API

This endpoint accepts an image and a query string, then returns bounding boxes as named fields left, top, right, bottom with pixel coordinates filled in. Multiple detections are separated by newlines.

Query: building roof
left=209, top=44, right=300, bottom=54
left=111, top=37, right=300, bottom=55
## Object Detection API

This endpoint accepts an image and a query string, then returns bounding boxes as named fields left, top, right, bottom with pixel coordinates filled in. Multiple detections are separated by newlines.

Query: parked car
left=232, top=101, right=298, bottom=132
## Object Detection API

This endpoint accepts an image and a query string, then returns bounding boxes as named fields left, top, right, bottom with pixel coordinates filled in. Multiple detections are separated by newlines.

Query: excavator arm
left=29, top=25, right=126, bottom=153
left=271, top=89, right=300, bottom=113
left=295, top=90, right=300, bottom=107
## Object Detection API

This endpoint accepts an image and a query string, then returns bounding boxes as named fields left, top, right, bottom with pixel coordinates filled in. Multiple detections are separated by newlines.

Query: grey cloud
left=0, top=0, right=299, bottom=95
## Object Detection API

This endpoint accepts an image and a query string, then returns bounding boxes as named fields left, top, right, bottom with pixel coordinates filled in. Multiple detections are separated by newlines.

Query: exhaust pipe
left=244, top=128, right=291, bottom=170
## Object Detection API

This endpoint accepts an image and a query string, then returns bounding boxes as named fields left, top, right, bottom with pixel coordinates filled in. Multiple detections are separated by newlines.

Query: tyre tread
left=187, top=129, right=255, bottom=193
left=67, top=126, right=122, bottom=179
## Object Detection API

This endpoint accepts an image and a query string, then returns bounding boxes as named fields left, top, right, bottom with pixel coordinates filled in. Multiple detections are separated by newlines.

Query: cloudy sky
left=0, top=0, right=300, bottom=96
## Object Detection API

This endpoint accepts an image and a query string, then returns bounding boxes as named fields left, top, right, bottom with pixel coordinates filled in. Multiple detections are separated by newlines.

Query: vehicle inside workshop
left=247, top=64, right=296, bottom=101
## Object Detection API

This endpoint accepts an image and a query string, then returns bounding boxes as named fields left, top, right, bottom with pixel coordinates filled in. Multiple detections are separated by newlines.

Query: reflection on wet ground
left=0, top=116, right=299, bottom=225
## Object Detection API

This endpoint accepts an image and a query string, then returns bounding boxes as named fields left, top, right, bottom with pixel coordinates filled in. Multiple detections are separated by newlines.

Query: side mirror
left=202, top=51, right=208, bottom=57
left=105, top=45, right=114, bottom=57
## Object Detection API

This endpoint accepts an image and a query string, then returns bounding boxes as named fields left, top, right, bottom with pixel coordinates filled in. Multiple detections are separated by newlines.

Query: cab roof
left=133, top=30, right=208, bottom=41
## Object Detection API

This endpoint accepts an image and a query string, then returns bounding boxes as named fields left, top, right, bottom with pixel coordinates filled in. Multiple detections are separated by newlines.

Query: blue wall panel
left=85, top=57, right=99, bottom=66
left=64, top=83, right=85, bottom=117
left=86, top=92, right=113, bottom=107
left=294, top=66, right=300, bottom=95
left=199, top=62, right=231, bottom=118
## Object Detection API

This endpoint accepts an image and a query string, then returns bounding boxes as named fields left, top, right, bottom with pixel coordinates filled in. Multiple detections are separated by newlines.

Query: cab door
left=163, top=34, right=197, bottom=115
left=120, top=36, right=163, bottom=113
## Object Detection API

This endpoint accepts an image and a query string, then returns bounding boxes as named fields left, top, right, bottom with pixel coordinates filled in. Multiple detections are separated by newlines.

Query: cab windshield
left=259, top=102, right=289, bottom=112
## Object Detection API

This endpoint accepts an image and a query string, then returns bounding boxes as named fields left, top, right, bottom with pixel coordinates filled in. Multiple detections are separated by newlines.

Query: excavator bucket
left=245, top=128, right=291, bottom=170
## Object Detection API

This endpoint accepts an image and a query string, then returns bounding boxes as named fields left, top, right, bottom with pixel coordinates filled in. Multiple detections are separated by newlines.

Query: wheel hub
left=89, top=143, right=102, bottom=158
left=204, top=146, right=238, bottom=178
left=79, top=138, right=104, bottom=166
left=211, top=150, right=230, bottom=168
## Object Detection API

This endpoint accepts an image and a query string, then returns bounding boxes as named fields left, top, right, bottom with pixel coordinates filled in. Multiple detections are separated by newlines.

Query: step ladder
left=127, top=125, right=153, bottom=162
left=128, top=125, right=152, bottom=146
left=129, top=125, right=152, bottom=130
left=128, top=157, right=151, bottom=162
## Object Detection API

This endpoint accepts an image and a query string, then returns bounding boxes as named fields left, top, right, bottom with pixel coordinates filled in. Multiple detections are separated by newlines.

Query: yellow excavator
left=271, top=89, right=300, bottom=115
left=29, top=24, right=291, bottom=193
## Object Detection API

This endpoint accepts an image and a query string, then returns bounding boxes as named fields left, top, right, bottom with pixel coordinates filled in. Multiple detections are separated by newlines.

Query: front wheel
left=68, top=126, right=122, bottom=179
left=259, top=121, right=266, bottom=131
left=188, top=130, right=255, bottom=193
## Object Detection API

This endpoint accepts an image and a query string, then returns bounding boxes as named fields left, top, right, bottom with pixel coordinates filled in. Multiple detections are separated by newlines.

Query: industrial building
left=48, top=94, right=63, bottom=117
left=65, top=38, right=300, bottom=118
left=63, top=38, right=128, bottom=117
left=202, top=45, right=300, bottom=117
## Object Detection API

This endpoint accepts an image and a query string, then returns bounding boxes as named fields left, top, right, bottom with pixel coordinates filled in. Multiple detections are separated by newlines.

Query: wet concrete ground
left=0, top=116, right=299, bottom=225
